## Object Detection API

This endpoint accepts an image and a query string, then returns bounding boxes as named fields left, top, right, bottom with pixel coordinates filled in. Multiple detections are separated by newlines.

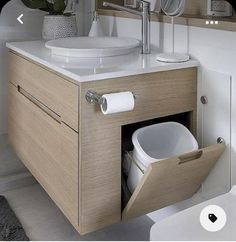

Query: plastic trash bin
left=126, top=122, right=199, bottom=193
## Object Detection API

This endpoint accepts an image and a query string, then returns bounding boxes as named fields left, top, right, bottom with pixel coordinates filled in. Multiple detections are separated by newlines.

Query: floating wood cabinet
left=8, top=52, right=225, bottom=235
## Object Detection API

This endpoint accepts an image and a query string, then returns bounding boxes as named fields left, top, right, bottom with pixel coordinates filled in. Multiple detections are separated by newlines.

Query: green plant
left=21, top=0, right=70, bottom=15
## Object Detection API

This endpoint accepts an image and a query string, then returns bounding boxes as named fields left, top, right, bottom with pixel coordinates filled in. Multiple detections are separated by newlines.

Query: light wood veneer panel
left=8, top=83, right=79, bottom=228
left=122, top=143, right=226, bottom=220
left=185, top=0, right=207, bottom=15
left=8, top=49, right=198, bottom=234
left=79, top=68, right=197, bottom=233
left=8, top=52, right=79, bottom=132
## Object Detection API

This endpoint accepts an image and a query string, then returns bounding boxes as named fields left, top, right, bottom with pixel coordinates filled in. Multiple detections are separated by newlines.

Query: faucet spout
left=103, top=1, right=151, bottom=54
left=103, top=2, right=142, bottom=16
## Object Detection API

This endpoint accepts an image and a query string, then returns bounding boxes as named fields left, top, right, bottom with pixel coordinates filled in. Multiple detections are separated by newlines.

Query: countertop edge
left=6, top=42, right=200, bottom=84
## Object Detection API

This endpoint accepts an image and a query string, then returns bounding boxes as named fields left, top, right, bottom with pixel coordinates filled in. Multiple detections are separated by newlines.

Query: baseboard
left=0, top=172, right=36, bottom=193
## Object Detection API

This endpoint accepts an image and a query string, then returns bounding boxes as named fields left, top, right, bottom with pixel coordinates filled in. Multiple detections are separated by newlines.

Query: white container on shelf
left=207, top=0, right=232, bottom=17
left=127, top=122, right=199, bottom=193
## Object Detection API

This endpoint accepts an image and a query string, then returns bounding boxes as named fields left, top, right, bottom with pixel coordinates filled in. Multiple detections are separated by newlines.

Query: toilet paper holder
left=85, top=90, right=136, bottom=105
left=85, top=90, right=105, bottom=105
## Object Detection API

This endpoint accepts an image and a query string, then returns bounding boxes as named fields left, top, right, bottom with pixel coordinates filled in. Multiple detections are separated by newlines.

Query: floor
left=151, top=187, right=236, bottom=241
left=3, top=184, right=154, bottom=241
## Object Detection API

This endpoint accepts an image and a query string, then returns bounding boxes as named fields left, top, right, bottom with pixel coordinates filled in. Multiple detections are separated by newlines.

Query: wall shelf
left=97, top=9, right=236, bottom=32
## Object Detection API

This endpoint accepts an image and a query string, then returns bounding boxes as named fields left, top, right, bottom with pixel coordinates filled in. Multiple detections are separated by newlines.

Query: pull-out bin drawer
left=8, top=52, right=79, bottom=132
left=122, top=143, right=225, bottom=220
left=8, top=83, right=79, bottom=227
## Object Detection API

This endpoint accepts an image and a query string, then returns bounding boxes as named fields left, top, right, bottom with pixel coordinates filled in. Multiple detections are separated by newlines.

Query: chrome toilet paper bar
left=85, top=90, right=105, bottom=105
left=85, top=90, right=136, bottom=105
left=85, top=90, right=136, bottom=115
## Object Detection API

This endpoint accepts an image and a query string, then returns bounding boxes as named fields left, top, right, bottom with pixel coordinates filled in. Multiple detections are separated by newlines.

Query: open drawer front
left=122, top=143, right=226, bottom=220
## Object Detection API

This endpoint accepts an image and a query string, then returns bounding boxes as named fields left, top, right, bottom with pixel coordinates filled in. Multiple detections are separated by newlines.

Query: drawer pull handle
left=178, top=150, right=203, bottom=165
left=17, top=85, right=61, bottom=124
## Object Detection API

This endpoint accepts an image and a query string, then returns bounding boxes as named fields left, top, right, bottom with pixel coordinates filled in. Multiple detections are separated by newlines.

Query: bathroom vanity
left=6, top=41, right=225, bottom=234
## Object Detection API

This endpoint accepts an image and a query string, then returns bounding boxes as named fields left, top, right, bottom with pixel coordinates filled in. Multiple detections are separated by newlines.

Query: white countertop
left=6, top=41, right=199, bottom=84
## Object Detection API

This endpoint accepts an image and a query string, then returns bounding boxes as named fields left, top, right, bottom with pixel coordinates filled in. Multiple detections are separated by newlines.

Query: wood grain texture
left=122, top=143, right=226, bottom=220
left=8, top=83, right=79, bottom=228
left=8, top=52, right=79, bottom=132
left=185, top=0, right=207, bottom=15
left=8, top=50, right=200, bottom=234
left=79, top=68, right=197, bottom=234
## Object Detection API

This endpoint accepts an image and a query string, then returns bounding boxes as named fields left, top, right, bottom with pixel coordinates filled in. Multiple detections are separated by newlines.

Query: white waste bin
left=126, top=122, right=199, bottom=193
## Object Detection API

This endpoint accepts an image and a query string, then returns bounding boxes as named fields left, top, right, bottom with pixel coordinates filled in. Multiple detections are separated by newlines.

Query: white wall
left=77, top=0, right=95, bottom=36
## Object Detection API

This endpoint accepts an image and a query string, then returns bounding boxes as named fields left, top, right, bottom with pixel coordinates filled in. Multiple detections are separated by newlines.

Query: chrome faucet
left=103, top=1, right=151, bottom=54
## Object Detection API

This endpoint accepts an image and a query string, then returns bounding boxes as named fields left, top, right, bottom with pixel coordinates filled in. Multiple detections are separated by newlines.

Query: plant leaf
left=21, top=0, right=47, bottom=9
left=53, top=0, right=66, bottom=14
left=46, top=1, right=55, bottom=14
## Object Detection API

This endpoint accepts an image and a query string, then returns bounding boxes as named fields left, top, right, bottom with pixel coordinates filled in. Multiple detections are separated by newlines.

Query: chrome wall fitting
left=85, top=90, right=105, bottom=105
left=217, top=137, right=226, bottom=145
left=86, top=90, right=136, bottom=105
left=200, top=96, right=208, bottom=105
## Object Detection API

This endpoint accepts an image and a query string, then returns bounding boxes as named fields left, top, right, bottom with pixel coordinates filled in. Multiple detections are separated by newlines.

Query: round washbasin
left=45, top=37, right=140, bottom=58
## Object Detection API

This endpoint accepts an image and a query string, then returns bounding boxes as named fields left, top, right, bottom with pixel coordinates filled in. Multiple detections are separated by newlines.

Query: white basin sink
left=45, top=37, right=140, bottom=58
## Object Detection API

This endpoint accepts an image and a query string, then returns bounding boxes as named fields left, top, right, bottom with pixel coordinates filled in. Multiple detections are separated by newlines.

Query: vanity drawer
left=122, top=144, right=225, bottom=220
left=8, top=83, right=79, bottom=227
left=8, top=52, right=79, bottom=132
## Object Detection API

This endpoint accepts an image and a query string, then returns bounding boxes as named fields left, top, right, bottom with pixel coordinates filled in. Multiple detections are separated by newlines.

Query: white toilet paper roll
left=101, top=92, right=135, bottom=115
